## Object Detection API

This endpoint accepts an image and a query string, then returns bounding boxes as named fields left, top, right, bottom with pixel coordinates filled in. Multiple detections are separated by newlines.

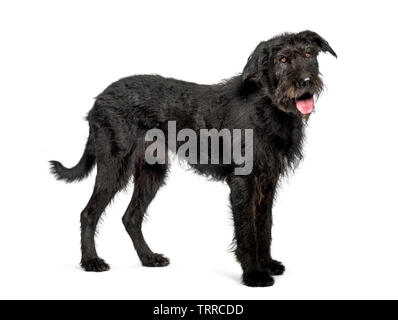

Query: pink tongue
left=296, top=97, right=314, bottom=114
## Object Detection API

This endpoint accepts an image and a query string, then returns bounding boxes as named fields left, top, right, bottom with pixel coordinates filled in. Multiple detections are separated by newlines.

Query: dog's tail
left=49, top=132, right=96, bottom=183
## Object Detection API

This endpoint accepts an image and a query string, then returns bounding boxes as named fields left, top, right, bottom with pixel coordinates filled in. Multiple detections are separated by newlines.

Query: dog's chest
left=255, top=116, right=304, bottom=171
left=272, top=125, right=300, bottom=153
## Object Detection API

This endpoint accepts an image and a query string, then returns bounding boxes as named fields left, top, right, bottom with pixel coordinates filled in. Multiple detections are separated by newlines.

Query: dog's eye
left=305, top=52, right=312, bottom=58
left=280, top=56, right=287, bottom=64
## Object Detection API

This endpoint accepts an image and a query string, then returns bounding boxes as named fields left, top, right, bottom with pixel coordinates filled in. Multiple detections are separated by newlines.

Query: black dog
left=50, top=31, right=336, bottom=287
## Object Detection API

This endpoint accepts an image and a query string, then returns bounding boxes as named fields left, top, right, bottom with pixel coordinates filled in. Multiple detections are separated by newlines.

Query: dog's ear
left=242, top=42, right=268, bottom=84
left=298, top=30, right=337, bottom=58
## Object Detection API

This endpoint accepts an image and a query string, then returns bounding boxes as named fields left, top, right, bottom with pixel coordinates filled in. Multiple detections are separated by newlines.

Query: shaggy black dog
left=50, top=30, right=336, bottom=287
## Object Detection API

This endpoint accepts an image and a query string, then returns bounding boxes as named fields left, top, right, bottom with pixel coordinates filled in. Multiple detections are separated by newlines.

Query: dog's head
left=242, top=31, right=336, bottom=117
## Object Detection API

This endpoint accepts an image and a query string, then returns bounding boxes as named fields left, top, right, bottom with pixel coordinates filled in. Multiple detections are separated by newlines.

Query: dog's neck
left=253, top=96, right=305, bottom=168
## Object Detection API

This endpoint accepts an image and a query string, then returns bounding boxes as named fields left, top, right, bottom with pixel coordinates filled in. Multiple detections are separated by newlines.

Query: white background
left=1, top=0, right=397, bottom=300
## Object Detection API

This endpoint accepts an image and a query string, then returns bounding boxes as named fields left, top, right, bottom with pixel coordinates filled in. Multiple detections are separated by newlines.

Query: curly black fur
left=50, top=30, right=336, bottom=287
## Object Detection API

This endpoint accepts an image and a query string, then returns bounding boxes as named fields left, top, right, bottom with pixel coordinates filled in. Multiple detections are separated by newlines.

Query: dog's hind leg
left=80, top=183, right=117, bottom=272
left=122, top=163, right=169, bottom=267
left=80, top=155, right=132, bottom=272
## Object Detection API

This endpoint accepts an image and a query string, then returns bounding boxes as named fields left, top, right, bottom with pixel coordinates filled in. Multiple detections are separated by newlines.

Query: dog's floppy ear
left=299, top=30, right=337, bottom=58
left=242, top=42, right=268, bottom=83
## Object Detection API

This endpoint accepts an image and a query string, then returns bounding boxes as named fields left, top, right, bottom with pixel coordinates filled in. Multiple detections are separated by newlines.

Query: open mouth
left=295, top=93, right=314, bottom=115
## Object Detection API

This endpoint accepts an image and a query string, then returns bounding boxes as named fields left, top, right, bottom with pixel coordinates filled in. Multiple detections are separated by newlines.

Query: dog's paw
left=141, top=253, right=170, bottom=267
left=242, top=271, right=274, bottom=287
left=266, top=260, right=285, bottom=276
left=81, top=258, right=110, bottom=272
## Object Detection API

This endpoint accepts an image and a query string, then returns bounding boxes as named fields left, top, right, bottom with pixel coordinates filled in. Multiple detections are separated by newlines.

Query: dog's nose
left=297, top=76, right=312, bottom=88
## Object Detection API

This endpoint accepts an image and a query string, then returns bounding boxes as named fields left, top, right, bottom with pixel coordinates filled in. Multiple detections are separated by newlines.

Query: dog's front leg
left=253, top=175, right=285, bottom=277
left=228, top=175, right=274, bottom=287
